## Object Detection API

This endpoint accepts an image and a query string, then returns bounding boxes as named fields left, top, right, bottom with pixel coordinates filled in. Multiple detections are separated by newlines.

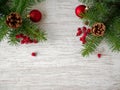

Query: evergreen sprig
left=0, top=0, right=46, bottom=45
left=78, top=0, right=120, bottom=56
left=10, top=0, right=45, bottom=14
left=82, top=36, right=103, bottom=57
left=0, top=16, right=9, bottom=41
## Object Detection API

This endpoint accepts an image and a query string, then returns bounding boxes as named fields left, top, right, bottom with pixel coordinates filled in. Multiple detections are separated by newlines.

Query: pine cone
left=6, top=12, right=22, bottom=28
left=91, top=23, right=106, bottom=36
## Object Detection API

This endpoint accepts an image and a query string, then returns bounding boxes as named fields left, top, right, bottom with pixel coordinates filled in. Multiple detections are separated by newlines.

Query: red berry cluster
left=76, top=26, right=91, bottom=44
left=16, top=34, right=38, bottom=44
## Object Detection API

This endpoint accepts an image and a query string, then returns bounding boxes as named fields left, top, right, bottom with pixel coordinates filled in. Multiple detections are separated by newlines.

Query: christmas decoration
left=31, top=52, right=37, bottom=56
left=28, top=9, right=42, bottom=22
left=75, top=5, right=86, bottom=18
left=91, top=23, right=106, bottom=37
left=6, top=12, right=22, bottom=28
left=15, top=34, right=38, bottom=44
left=0, top=0, right=46, bottom=45
left=76, top=26, right=91, bottom=44
left=76, top=0, right=120, bottom=57
left=97, top=53, right=102, bottom=58
left=76, top=28, right=82, bottom=36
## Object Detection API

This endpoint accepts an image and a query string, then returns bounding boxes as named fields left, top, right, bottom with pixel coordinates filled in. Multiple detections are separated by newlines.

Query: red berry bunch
left=76, top=26, right=91, bottom=44
left=16, top=34, right=38, bottom=44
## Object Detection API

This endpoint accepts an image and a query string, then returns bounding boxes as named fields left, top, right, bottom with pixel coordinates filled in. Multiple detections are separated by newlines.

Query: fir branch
left=78, top=0, right=95, bottom=6
left=0, top=0, right=11, bottom=15
left=10, top=0, right=45, bottom=14
left=82, top=35, right=103, bottom=56
left=108, top=1, right=120, bottom=6
left=19, top=19, right=47, bottom=41
left=105, top=16, right=120, bottom=51
left=8, top=29, right=19, bottom=45
left=0, top=0, right=46, bottom=45
left=103, top=0, right=120, bottom=3
left=79, top=0, right=120, bottom=56
left=0, top=0, right=8, bottom=5
left=83, top=2, right=109, bottom=26
left=0, top=16, right=9, bottom=41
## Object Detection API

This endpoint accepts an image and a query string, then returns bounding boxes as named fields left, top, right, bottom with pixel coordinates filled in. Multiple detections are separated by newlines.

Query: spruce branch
left=83, top=2, right=109, bottom=26
left=108, top=2, right=120, bottom=6
left=105, top=16, right=120, bottom=51
left=78, top=0, right=95, bottom=6
left=0, top=0, right=46, bottom=45
left=0, top=0, right=8, bottom=4
left=82, top=35, right=103, bottom=56
left=0, top=17, right=9, bottom=41
left=79, top=0, right=120, bottom=56
left=19, top=19, right=47, bottom=41
left=10, top=0, right=45, bottom=14
left=8, top=29, right=19, bottom=45
left=0, top=0, right=11, bottom=15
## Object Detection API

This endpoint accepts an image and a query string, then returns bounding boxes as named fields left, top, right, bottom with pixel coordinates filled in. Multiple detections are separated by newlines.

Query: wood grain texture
left=0, top=0, right=120, bottom=90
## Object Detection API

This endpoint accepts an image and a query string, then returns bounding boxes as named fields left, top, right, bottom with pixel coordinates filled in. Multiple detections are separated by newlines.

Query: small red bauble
left=29, top=9, right=42, bottom=22
left=97, top=53, right=102, bottom=58
left=75, top=5, right=86, bottom=18
left=76, top=28, right=82, bottom=36
left=21, top=40, right=25, bottom=44
left=33, top=39, right=38, bottom=43
left=31, top=52, right=37, bottom=56
left=82, top=26, right=87, bottom=32
left=16, top=35, right=21, bottom=39
left=87, top=28, right=91, bottom=33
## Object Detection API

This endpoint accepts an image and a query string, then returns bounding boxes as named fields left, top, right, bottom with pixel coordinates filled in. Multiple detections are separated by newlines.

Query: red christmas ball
left=29, top=9, right=42, bottom=22
left=31, top=52, right=37, bottom=56
left=97, top=53, right=102, bottom=58
left=75, top=5, right=86, bottom=18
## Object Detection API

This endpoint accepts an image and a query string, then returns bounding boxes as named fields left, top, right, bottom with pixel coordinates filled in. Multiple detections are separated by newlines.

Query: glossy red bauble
left=75, top=5, right=86, bottom=18
left=31, top=52, right=37, bottom=56
left=29, top=9, right=42, bottom=22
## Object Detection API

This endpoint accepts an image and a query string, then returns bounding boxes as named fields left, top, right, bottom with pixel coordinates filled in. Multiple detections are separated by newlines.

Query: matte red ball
left=29, top=9, right=42, bottom=22
left=75, top=5, right=86, bottom=18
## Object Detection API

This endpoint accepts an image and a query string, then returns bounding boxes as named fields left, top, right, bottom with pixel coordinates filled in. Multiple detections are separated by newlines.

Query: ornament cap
left=85, top=6, right=89, bottom=11
left=27, top=14, right=30, bottom=18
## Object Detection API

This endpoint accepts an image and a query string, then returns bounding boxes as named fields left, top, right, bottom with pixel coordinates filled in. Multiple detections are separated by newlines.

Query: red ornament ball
left=97, top=53, right=102, bottom=58
left=31, top=52, right=37, bottom=56
left=29, top=9, right=42, bottom=22
left=75, top=5, right=86, bottom=18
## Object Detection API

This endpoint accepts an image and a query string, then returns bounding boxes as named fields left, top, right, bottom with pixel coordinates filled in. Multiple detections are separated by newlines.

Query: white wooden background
left=0, top=0, right=120, bottom=90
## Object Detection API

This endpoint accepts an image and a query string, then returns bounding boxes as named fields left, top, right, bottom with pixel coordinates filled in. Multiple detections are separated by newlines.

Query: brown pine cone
left=6, top=12, right=22, bottom=28
left=91, top=23, right=106, bottom=37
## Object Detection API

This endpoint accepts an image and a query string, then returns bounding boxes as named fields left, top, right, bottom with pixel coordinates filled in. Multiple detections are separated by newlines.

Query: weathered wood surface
left=0, top=0, right=120, bottom=90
